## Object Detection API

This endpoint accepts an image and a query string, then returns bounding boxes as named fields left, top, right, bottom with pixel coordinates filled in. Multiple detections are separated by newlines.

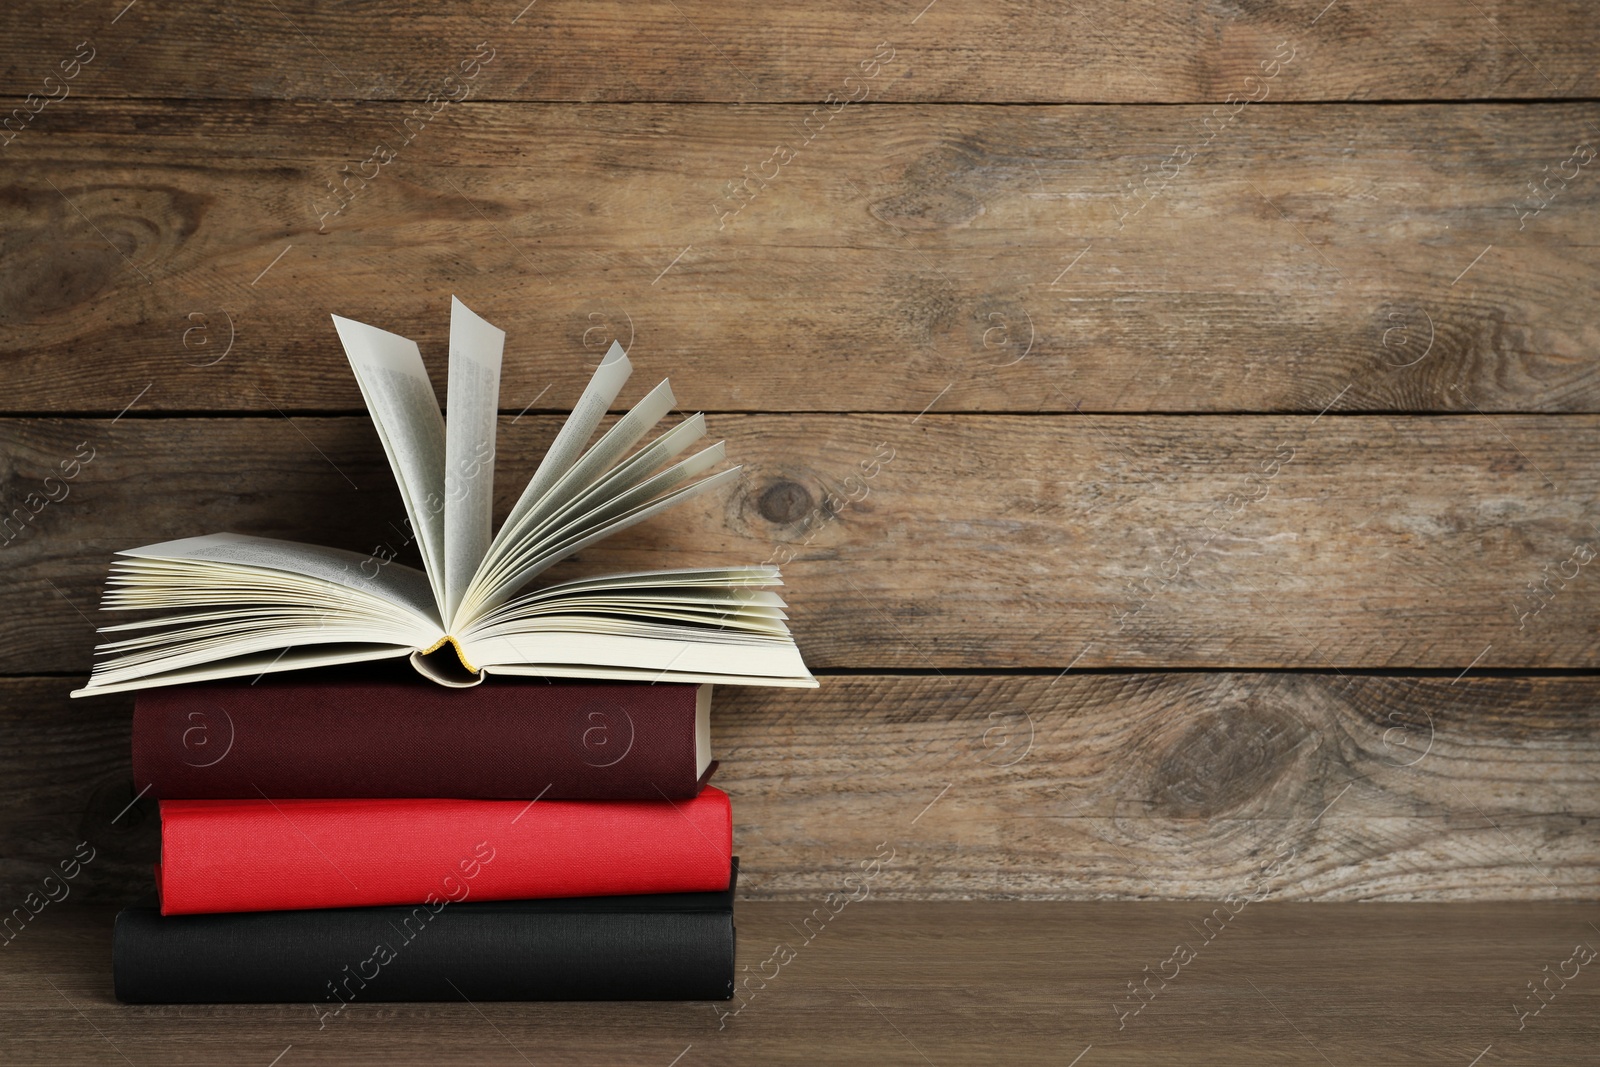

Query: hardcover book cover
left=134, top=677, right=715, bottom=800
left=116, top=862, right=739, bottom=1003
left=156, top=787, right=733, bottom=915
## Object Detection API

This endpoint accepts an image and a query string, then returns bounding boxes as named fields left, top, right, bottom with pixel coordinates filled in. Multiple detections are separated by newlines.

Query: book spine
left=133, top=681, right=703, bottom=799
left=114, top=904, right=734, bottom=1003
left=156, top=788, right=733, bottom=914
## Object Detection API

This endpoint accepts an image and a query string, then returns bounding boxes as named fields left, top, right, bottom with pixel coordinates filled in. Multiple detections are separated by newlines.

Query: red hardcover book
left=155, top=787, right=733, bottom=915
left=133, top=678, right=715, bottom=800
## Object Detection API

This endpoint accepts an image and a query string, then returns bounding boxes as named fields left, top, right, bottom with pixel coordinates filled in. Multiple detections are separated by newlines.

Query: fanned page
left=499, top=341, right=632, bottom=538
left=331, top=315, right=450, bottom=616
left=457, top=370, right=726, bottom=623
left=460, top=568, right=817, bottom=688
left=68, top=534, right=445, bottom=697
left=443, top=297, right=505, bottom=627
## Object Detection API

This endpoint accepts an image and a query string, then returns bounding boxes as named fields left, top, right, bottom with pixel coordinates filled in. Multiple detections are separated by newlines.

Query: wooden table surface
left=5, top=904, right=1598, bottom=1065
left=2, top=0, right=1598, bottom=1059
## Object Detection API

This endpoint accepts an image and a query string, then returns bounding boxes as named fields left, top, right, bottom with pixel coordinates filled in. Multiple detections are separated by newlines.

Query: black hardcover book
left=114, top=861, right=737, bottom=1004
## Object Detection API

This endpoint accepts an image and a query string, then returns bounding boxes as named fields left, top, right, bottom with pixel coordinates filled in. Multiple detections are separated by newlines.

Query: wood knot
left=0, top=231, right=125, bottom=324
left=0, top=183, right=203, bottom=324
left=868, top=189, right=984, bottom=231
left=756, top=480, right=814, bottom=525
left=1151, top=706, right=1307, bottom=819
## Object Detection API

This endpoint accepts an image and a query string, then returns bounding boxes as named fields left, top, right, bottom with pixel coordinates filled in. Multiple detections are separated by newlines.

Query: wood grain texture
left=3, top=414, right=1596, bottom=673
left=720, top=673, right=1600, bottom=901
left=0, top=679, right=154, bottom=908
left=1, top=0, right=1594, bottom=935
left=5, top=674, right=1596, bottom=903
left=3, top=903, right=1596, bottom=1064
left=3, top=0, right=1599, bottom=102
left=3, top=102, right=1598, bottom=413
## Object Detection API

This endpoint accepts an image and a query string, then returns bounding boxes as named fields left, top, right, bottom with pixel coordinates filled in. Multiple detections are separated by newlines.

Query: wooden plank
left=3, top=414, right=1597, bottom=672
left=3, top=903, right=1596, bottom=1064
left=721, top=673, right=1600, bottom=900
left=3, top=1, right=1598, bottom=102
left=3, top=101, right=1598, bottom=413
left=5, top=674, right=1596, bottom=903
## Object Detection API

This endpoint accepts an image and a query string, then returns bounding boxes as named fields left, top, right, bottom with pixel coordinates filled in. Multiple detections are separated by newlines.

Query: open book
left=71, top=298, right=816, bottom=697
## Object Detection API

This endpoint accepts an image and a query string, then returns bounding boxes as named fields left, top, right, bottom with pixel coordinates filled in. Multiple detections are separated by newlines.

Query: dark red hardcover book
left=155, top=787, right=733, bottom=915
left=133, top=678, right=714, bottom=800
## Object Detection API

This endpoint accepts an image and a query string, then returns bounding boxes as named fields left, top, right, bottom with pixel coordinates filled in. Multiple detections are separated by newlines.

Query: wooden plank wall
left=1, top=1, right=1596, bottom=902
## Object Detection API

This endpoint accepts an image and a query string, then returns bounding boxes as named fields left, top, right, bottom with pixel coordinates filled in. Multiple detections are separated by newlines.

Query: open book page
left=113, top=534, right=441, bottom=624
left=492, top=565, right=788, bottom=595
left=477, top=341, right=632, bottom=571
left=470, top=464, right=744, bottom=620
left=494, top=449, right=734, bottom=594
left=542, top=415, right=709, bottom=533
left=487, top=664, right=818, bottom=687
left=466, top=633, right=815, bottom=686
left=332, top=315, right=449, bottom=616
left=489, top=378, right=676, bottom=557
left=86, top=611, right=425, bottom=677
left=467, top=568, right=789, bottom=632
left=459, top=380, right=688, bottom=620
left=539, top=441, right=727, bottom=545
left=69, top=646, right=415, bottom=697
left=456, top=566, right=817, bottom=686
left=67, top=534, right=446, bottom=697
left=442, top=297, right=504, bottom=628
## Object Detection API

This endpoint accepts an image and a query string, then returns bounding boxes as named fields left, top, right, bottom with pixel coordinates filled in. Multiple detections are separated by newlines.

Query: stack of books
left=75, top=300, right=815, bottom=1004
left=114, top=676, right=740, bottom=1004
